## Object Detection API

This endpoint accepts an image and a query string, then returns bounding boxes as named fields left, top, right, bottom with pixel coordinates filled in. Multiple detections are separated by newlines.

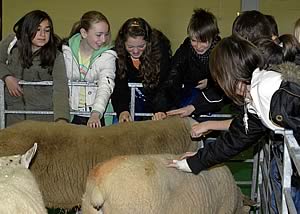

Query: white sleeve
left=173, top=159, right=192, bottom=173
left=92, top=50, right=117, bottom=117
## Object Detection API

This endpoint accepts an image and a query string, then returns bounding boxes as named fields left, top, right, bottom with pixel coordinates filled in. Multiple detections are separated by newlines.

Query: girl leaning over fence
left=111, top=17, right=172, bottom=122
left=62, top=11, right=117, bottom=128
left=0, top=10, right=70, bottom=127
left=169, top=35, right=300, bottom=212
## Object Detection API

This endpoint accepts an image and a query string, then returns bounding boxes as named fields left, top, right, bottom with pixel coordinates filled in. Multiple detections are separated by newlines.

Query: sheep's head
left=0, top=143, right=37, bottom=169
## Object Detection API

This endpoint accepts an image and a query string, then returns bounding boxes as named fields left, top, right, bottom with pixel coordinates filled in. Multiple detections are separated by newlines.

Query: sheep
left=82, top=154, right=249, bottom=214
left=0, top=116, right=198, bottom=209
left=0, top=143, right=47, bottom=214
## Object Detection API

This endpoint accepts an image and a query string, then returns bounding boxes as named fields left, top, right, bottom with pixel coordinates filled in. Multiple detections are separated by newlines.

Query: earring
left=243, top=97, right=249, bottom=134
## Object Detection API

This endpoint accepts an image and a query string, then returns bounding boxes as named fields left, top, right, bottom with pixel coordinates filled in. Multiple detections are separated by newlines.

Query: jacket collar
left=68, top=33, right=114, bottom=64
left=268, top=62, right=300, bottom=84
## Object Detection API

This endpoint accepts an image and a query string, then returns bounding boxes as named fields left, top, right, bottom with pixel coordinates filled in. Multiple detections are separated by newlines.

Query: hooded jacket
left=62, top=33, right=117, bottom=118
left=187, top=62, right=300, bottom=174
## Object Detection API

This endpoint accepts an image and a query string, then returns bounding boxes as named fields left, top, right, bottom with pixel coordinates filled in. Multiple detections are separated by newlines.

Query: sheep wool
left=0, top=144, right=47, bottom=214
left=82, top=154, right=248, bottom=214
left=0, top=116, right=197, bottom=209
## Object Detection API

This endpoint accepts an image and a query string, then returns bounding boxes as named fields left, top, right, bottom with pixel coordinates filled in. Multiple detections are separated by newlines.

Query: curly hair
left=115, top=18, right=170, bottom=89
left=13, top=10, right=59, bottom=72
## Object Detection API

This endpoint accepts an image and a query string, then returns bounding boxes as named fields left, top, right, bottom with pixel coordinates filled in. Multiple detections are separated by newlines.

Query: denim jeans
left=270, top=158, right=300, bottom=213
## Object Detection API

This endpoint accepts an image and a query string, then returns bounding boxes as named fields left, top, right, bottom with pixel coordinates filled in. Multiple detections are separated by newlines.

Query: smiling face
left=31, top=19, right=50, bottom=52
left=190, top=35, right=211, bottom=55
left=81, top=21, right=110, bottom=50
left=125, top=36, right=146, bottom=59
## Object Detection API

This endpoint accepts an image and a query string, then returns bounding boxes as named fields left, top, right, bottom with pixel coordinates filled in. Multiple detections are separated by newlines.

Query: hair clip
left=130, top=21, right=140, bottom=27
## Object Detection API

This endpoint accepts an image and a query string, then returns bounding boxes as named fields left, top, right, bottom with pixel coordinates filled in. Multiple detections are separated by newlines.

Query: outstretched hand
left=166, top=105, right=195, bottom=118
left=152, top=112, right=167, bottom=120
left=167, top=151, right=197, bottom=172
left=87, top=112, right=101, bottom=128
left=191, top=123, right=209, bottom=138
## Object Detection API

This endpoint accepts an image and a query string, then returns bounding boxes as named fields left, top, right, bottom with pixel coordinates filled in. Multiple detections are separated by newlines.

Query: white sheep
left=82, top=154, right=249, bottom=214
left=0, top=143, right=47, bottom=214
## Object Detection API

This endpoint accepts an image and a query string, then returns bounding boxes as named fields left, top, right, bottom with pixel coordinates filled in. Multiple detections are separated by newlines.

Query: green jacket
left=0, top=34, right=70, bottom=126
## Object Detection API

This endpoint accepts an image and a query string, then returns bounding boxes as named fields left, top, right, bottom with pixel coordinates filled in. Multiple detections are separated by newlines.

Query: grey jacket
left=0, top=34, right=70, bottom=126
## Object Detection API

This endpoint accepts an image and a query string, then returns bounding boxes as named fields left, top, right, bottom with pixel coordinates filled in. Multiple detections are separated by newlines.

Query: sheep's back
left=83, top=154, right=244, bottom=214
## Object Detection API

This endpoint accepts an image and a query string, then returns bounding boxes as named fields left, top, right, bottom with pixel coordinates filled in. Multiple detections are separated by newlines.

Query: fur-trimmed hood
left=269, top=62, right=300, bottom=84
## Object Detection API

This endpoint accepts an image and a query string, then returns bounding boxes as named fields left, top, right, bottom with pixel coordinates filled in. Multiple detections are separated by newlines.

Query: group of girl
left=0, top=8, right=225, bottom=127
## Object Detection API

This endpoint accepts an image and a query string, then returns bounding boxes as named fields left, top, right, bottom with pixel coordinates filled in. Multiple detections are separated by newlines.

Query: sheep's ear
left=21, top=143, right=37, bottom=168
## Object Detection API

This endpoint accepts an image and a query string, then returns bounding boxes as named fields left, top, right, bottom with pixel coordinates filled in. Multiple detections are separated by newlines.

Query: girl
left=0, top=10, right=70, bottom=126
left=111, top=17, right=172, bottom=122
left=62, top=11, right=117, bottom=128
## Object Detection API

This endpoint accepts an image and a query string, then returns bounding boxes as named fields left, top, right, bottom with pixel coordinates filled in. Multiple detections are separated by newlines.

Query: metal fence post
left=0, top=80, right=4, bottom=129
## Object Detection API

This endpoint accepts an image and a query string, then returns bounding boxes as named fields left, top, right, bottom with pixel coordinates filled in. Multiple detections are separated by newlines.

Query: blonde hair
left=294, top=18, right=300, bottom=43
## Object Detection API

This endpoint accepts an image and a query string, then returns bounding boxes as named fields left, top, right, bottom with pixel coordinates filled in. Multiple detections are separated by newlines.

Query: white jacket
left=62, top=45, right=117, bottom=118
left=249, top=68, right=283, bottom=131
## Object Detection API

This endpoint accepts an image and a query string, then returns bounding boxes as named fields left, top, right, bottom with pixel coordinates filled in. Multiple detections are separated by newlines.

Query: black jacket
left=187, top=62, right=300, bottom=174
left=111, top=35, right=172, bottom=116
left=166, top=37, right=225, bottom=115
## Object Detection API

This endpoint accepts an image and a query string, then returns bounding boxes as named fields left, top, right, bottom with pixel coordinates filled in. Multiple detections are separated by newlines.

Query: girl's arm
left=190, top=119, right=232, bottom=138
left=92, top=50, right=117, bottom=118
left=187, top=113, right=267, bottom=174
left=52, top=52, right=70, bottom=122
left=0, top=34, right=16, bottom=79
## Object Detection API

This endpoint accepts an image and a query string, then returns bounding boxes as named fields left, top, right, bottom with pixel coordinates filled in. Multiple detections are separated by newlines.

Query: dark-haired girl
left=111, top=17, right=172, bottom=122
left=0, top=10, right=70, bottom=126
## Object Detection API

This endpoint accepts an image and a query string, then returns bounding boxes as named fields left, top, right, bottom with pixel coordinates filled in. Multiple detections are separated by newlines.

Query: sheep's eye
left=93, top=204, right=103, bottom=211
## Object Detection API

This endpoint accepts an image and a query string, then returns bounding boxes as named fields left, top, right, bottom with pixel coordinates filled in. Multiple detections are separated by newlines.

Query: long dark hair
left=210, top=36, right=264, bottom=105
left=115, top=17, right=169, bottom=88
left=13, top=10, right=59, bottom=71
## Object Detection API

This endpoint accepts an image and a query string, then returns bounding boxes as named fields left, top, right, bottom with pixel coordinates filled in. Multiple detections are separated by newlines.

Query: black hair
left=13, top=10, right=59, bottom=71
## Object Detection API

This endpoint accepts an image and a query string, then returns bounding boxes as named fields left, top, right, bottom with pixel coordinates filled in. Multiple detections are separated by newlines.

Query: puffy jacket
left=62, top=34, right=117, bottom=118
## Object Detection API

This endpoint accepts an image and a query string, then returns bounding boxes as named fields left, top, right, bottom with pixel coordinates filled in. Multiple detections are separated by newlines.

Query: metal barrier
left=0, top=80, right=152, bottom=129
left=252, top=130, right=300, bottom=213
